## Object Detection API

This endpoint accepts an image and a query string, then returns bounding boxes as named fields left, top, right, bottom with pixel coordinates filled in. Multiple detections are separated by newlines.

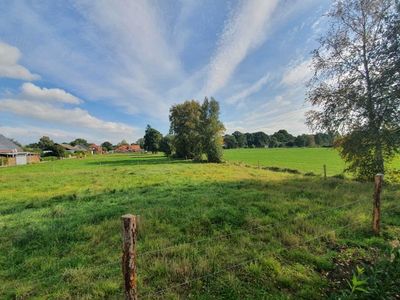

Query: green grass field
left=224, top=147, right=400, bottom=176
left=1, top=153, right=399, bottom=299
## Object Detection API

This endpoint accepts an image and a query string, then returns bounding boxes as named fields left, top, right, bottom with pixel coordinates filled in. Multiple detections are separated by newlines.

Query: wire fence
left=3, top=173, right=399, bottom=299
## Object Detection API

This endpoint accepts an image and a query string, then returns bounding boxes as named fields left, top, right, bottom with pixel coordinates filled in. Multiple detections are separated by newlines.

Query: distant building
left=0, top=134, right=40, bottom=166
left=115, top=144, right=143, bottom=153
left=88, top=144, right=103, bottom=154
left=60, top=143, right=89, bottom=153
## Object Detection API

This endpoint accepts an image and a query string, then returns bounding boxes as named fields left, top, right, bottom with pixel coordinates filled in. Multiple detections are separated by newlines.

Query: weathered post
left=372, top=174, right=383, bottom=235
left=323, top=164, right=327, bottom=180
left=122, top=214, right=138, bottom=300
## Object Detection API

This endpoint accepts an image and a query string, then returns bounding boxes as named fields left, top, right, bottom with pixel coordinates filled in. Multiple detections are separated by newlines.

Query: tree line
left=223, top=130, right=334, bottom=149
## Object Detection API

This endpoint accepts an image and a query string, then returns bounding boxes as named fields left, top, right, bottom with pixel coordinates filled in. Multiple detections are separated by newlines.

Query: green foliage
left=223, top=134, right=238, bottom=149
left=143, top=125, right=162, bottom=153
left=159, top=134, right=174, bottom=156
left=169, top=100, right=202, bottom=159
left=307, top=0, right=400, bottom=181
left=169, top=98, right=224, bottom=162
left=101, top=141, right=113, bottom=151
left=70, top=138, right=89, bottom=147
left=337, top=241, right=400, bottom=299
left=199, top=97, right=225, bottom=162
left=38, top=136, right=55, bottom=150
left=347, top=266, right=368, bottom=295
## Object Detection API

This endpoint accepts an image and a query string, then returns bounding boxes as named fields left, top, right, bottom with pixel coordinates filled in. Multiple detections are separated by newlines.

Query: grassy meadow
left=224, top=147, right=400, bottom=176
left=1, top=153, right=399, bottom=299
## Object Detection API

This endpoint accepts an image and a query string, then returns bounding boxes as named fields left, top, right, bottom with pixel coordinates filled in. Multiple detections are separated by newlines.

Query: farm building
left=0, top=134, right=40, bottom=166
left=115, top=143, right=142, bottom=153
left=60, top=143, right=89, bottom=153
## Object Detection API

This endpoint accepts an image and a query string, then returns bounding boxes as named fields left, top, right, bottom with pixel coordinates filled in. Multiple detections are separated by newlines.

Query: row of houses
left=0, top=134, right=40, bottom=166
left=59, top=143, right=143, bottom=154
left=0, top=134, right=144, bottom=167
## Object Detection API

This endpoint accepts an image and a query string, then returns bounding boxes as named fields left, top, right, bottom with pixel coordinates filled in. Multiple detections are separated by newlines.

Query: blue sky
left=0, top=0, right=330, bottom=144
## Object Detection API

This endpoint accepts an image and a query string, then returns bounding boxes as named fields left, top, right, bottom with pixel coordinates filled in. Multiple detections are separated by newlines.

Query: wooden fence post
left=122, top=214, right=138, bottom=300
left=372, top=174, right=383, bottom=235
left=323, top=164, right=327, bottom=180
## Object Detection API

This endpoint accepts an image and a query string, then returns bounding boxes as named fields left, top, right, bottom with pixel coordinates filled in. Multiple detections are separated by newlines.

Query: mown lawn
left=0, top=153, right=399, bottom=299
left=224, top=147, right=400, bottom=176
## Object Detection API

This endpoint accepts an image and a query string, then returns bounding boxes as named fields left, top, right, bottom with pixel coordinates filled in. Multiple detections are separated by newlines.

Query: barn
left=0, top=134, right=40, bottom=166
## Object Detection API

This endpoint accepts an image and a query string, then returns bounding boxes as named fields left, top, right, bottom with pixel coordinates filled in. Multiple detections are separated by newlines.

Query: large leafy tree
left=143, top=125, right=162, bottom=153
left=307, top=0, right=400, bottom=180
left=169, top=100, right=202, bottom=159
left=199, top=97, right=225, bottom=162
left=169, top=98, right=225, bottom=161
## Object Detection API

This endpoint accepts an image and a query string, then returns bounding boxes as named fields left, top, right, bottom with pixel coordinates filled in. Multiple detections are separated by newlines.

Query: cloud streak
left=204, top=0, right=279, bottom=95
left=21, top=82, right=81, bottom=104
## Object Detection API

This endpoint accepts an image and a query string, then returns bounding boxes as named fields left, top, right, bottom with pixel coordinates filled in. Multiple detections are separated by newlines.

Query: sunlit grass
left=224, top=147, right=400, bottom=176
left=0, top=153, right=399, bottom=299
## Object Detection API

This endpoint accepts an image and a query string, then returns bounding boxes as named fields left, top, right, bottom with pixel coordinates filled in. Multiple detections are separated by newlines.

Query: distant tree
left=245, top=132, right=255, bottom=148
left=232, top=131, right=247, bottom=148
left=307, top=0, right=400, bottom=180
left=294, top=135, right=307, bottom=147
left=118, top=139, right=129, bottom=146
left=314, top=133, right=334, bottom=147
left=159, top=134, right=175, bottom=156
left=143, top=125, right=162, bottom=153
left=268, top=137, right=279, bottom=148
left=253, top=131, right=269, bottom=147
left=169, top=100, right=202, bottom=159
left=305, top=135, right=316, bottom=147
left=38, top=136, right=55, bottom=150
left=51, top=144, right=66, bottom=158
left=223, top=134, right=238, bottom=149
left=101, top=141, right=113, bottom=151
left=199, top=97, right=225, bottom=162
left=272, top=130, right=294, bottom=146
left=136, top=138, right=144, bottom=148
left=70, top=138, right=88, bottom=147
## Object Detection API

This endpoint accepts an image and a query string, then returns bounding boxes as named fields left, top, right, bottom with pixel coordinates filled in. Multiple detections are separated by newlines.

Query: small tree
left=38, top=136, right=54, bottom=150
left=70, top=138, right=88, bottom=147
left=143, top=125, right=162, bottom=153
left=160, top=134, right=174, bottom=156
left=307, top=0, right=400, bottom=180
left=101, top=141, right=113, bottom=151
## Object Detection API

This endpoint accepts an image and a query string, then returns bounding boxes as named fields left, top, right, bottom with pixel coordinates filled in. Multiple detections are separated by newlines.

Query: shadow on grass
left=2, top=175, right=398, bottom=299
left=85, top=155, right=192, bottom=166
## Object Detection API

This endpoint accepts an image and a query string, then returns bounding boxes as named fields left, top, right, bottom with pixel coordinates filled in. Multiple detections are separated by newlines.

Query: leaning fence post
left=372, top=174, right=383, bottom=235
left=323, top=164, right=327, bottom=180
left=122, top=214, right=138, bottom=300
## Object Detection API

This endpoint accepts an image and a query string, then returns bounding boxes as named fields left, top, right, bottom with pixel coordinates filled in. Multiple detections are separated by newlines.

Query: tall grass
left=0, top=154, right=399, bottom=299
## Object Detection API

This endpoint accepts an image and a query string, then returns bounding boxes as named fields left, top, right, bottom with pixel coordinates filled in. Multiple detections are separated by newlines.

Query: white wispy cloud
left=203, top=0, right=279, bottom=95
left=281, top=59, right=313, bottom=87
left=0, top=42, right=40, bottom=80
left=0, top=99, right=135, bottom=134
left=20, top=82, right=81, bottom=104
left=226, top=73, right=270, bottom=104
